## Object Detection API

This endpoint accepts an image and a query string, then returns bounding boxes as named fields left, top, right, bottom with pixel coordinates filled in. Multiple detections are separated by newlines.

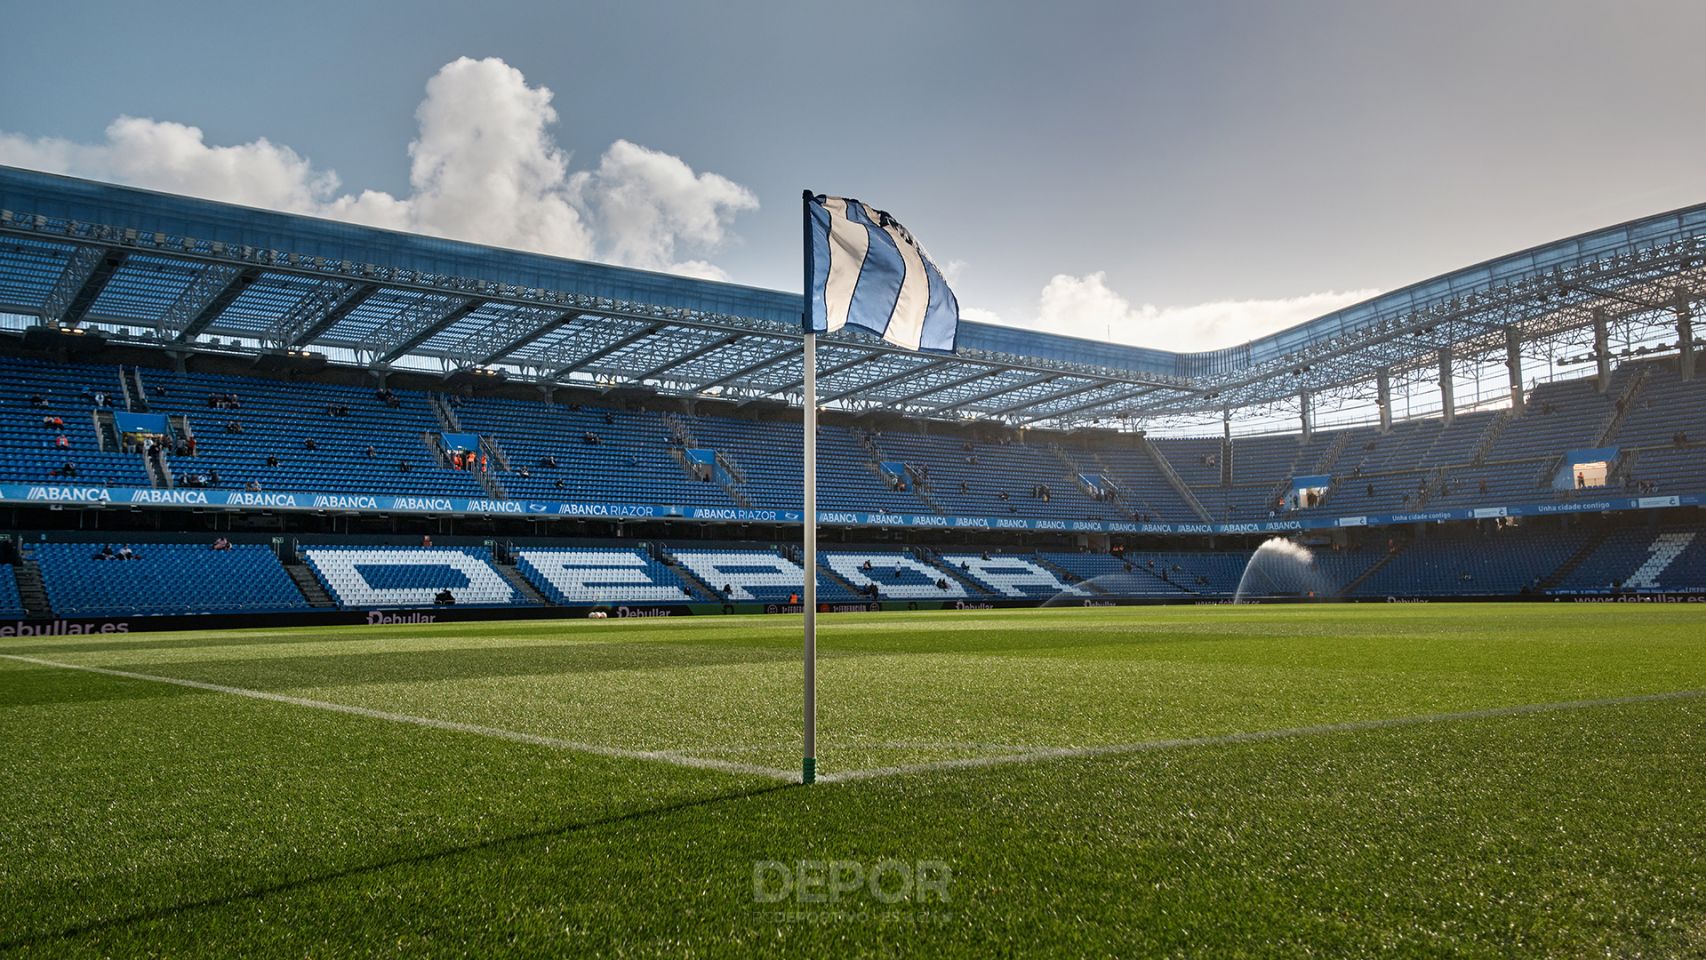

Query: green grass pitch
left=2, top=604, right=1703, bottom=956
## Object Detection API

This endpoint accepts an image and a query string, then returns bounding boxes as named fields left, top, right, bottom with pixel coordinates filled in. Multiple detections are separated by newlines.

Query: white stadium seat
left=940, top=555, right=1085, bottom=598
left=304, top=548, right=516, bottom=607
left=824, top=553, right=965, bottom=599
left=517, top=549, right=686, bottom=602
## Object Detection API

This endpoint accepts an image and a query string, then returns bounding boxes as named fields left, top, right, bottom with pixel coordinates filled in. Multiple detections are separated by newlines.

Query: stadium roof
left=1, top=165, right=1702, bottom=429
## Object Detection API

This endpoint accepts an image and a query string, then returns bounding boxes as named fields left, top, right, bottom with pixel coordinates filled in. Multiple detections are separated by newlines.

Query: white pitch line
left=818, top=687, right=1706, bottom=783
left=0, top=653, right=795, bottom=782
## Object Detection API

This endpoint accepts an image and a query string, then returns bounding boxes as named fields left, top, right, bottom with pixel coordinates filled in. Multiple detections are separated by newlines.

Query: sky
left=1, top=0, right=1701, bottom=353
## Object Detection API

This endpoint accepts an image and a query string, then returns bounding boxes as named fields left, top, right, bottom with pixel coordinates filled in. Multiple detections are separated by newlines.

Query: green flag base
left=802, top=757, right=816, bottom=785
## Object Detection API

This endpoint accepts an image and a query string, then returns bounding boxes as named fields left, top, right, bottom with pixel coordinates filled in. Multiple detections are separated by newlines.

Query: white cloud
left=0, top=57, right=755, bottom=279
left=569, top=139, right=757, bottom=281
left=971, top=272, right=1379, bottom=353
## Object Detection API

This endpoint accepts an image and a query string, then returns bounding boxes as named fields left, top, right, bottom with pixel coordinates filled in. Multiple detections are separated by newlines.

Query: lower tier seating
left=32, top=542, right=309, bottom=617
left=303, top=546, right=525, bottom=608
left=0, top=565, right=26, bottom=619
left=516, top=548, right=703, bottom=605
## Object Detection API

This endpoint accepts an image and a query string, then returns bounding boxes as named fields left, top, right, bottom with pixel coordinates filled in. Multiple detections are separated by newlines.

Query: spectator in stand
left=211, top=537, right=231, bottom=551
left=399, top=460, right=412, bottom=473
left=93, top=544, right=115, bottom=560
left=553, top=478, right=566, bottom=489
left=54, top=433, right=69, bottom=450
left=226, top=420, right=244, bottom=433
left=266, top=455, right=280, bottom=467
left=422, top=535, right=433, bottom=548
left=41, top=415, right=63, bottom=428
left=117, top=544, right=136, bottom=560
left=304, top=438, right=318, bottom=451
left=28, top=394, right=45, bottom=408
left=365, top=445, right=377, bottom=459
left=245, top=480, right=263, bottom=492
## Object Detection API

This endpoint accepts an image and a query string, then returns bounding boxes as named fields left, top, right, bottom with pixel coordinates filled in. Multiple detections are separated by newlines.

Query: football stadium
left=3, top=6, right=1705, bottom=954
left=2, top=165, right=1704, bottom=954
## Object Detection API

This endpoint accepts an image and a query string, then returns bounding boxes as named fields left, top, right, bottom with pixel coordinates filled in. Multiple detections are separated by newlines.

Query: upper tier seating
left=0, top=355, right=153, bottom=487
left=0, top=353, right=1701, bottom=526
left=456, top=397, right=729, bottom=506
left=872, top=433, right=1122, bottom=522
left=32, top=542, right=309, bottom=617
left=139, top=367, right=486, bottom=497
left=303, top=546, right=524, bottom=608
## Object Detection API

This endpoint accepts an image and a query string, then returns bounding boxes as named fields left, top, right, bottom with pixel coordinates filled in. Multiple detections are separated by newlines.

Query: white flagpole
left=802, top=329, right=817, bottom=785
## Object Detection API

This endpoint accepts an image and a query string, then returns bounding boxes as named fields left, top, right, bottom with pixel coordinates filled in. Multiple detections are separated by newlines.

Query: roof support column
left=1593, top=307, right=1611, bottom=393
left=1677, top=288, right=1695, bottom=381
left=1438, top=348, right=1454, bottom=426
left=1222, top=408, right=1232, bottom=442
left=1375, top=368, right=1392, bottom=434
left=1505, top=328, right=1524, bottom=413
left=1298, top=389, right=1312, bottom=442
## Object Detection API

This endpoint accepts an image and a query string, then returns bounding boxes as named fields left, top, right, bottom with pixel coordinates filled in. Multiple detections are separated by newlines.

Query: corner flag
left=804, top=193, right=960, bottom=352
left=798, top=192, right=960, bottom=784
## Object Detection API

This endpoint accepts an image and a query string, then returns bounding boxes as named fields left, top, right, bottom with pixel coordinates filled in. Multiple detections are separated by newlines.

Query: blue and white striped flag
left=804, top=192, right=960, bottom=352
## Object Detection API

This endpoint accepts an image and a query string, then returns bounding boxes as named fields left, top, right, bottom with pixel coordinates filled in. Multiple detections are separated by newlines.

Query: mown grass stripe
left=820, top=687, right=1706, bottom=782
left=0, top=653, right=795, bottom=782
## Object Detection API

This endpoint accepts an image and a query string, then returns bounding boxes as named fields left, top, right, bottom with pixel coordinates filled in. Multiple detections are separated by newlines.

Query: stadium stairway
left=815, top=561, right=867, bottom=600
left=285, top=563, right=337, bottom=608
left=1143, top=439, right=1212, bottom=522
left=914, top=548, right=1000, bottom=598
left=655, top=547, right=720, bottom=602
left=11, top=556, right=53, bottom=618
left=1028, top=553, right=1107, bottom=594
left=1336, top=547, right=1401, bottom=598
left=1594, top=365, right=1651, bottom=446
left=1537, top=527, right=1615, bottom=591
left=494, top=561, right=553, bottom=607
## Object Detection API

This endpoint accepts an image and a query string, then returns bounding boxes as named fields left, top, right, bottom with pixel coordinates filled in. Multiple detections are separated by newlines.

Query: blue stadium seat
left=32, top=542, right=309, bottom=617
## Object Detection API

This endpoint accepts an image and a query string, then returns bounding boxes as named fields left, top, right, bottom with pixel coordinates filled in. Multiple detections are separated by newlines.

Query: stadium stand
left=669, top=548, right=861, bottom=602
left=31, top=542, right=309, bottom=617
left=1, top=354, right=1702, bottom=530
left=515, top=547, right=703, bottom=605
left=137, top=367, right=487, bottom=497
left=303, top=546, right=522, bottom=608
left=935, top=553, right=1087, bottom=599
left=0, top=564, right=27, bottom=619
left=1034, top=552, right=1194, bottom=596
left=1553, top=526, right=1705, bottom=593
left=1348, top=525, right=1592, bottom=597
left=819, top=550, right=968, bottom=600
left=456, top=397, right=726, bottom=506
left=0, top=355, right=154, bottom=487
